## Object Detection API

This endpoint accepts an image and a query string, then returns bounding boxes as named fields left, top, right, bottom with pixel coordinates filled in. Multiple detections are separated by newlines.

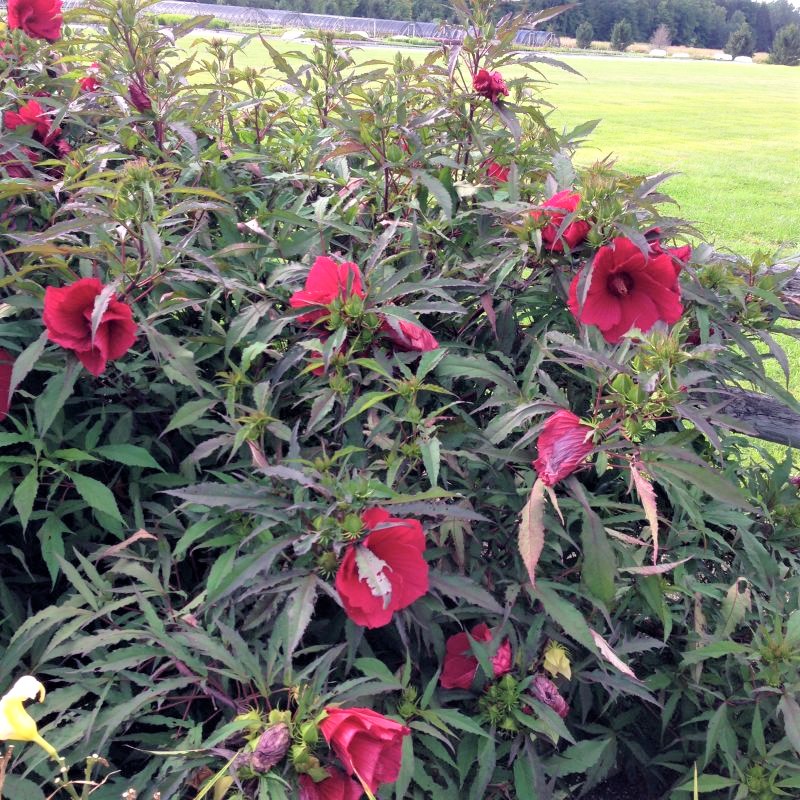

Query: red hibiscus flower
left=79, top=63, right=101, bottom=92
left=533, top=409, right=594, bottom=487
left=483, top=159, right=510, bottom=185
left=530, top=190, right=591, bottom=253
left=335, top=508, right=428, bottom=629
left=42, top=278, right=138, bottom=376
left=472, top=69, right=508, bottom=103
left=568, top=237, right=684, bottom=343
left=319, top=707, right=410, bottom=793
left=379, top=317, right=438, bottom=353
left=299, top=768, right=363, bottom=800
left=3, top=100, right=61, bottom=148
left=530, top=675, right=569, bottom=719
left=0, top=349, right=14, bottom=422
left=290, top=256, right=365, bottom=325
left=7, top=0, right=63, bottom=41
left=128, top=81, right=153, bottom=113
left=440, top=623, right=513, bottom=690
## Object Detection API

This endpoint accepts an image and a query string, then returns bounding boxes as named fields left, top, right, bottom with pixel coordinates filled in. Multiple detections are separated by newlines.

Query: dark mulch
left=581, top=774, right=661, bottom=800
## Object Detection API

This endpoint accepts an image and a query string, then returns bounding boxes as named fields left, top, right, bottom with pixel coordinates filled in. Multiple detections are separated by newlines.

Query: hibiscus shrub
left=2, top=0, right=800, bottom=798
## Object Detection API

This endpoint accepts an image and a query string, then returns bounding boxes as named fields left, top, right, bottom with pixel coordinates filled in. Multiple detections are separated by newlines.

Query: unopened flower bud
left=128, top=81, right=153, bottom=113
left=251, top=723, right=290, bottom=773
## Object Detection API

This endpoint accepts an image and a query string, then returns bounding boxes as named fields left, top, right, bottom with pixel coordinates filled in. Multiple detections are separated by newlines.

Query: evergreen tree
left=575, top=20, right=594, bottom=48
left=725, top=20, right=755, bottom=55
left=611, top=17, right=634, bottom=49
left=771, top=21, right=800, bottom=64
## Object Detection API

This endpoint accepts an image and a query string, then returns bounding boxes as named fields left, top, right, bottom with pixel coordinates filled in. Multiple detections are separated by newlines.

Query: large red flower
left=379, top=317, right=438, bottom=353
left=299, top=768, right=363, bottom=800
left=42, top=278, right=138, bottom=376
left=319, top=707, right=410, bottom=793
left=440, top=623, right=513, bottom=690
left=530, top=190, right=591, bottom=253
left=533, top=409, right=594, bottom=487
left=3, top=100, right=60, bottom=148
left=568, top=236, right=684, bottom=343
left=472, top=69, right=508, bottom=103
left=290, top=256, right=365, bottom=325
left=0, top=349, right=13, bottom=422
left=7, top=0, right=63, bottom=41
left=335, top=508, right=428, bottom=629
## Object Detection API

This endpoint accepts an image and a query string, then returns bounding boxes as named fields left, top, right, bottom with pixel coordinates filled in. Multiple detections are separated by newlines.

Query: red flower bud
left=533, top=409, right=594, bottom=487
left=128, top=81, right=153, bottom=113
left=472, top=69, right=509, bottom=103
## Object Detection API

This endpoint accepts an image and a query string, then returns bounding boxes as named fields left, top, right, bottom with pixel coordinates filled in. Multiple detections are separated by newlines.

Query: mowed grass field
left=536, top=56, right=800, bottom=256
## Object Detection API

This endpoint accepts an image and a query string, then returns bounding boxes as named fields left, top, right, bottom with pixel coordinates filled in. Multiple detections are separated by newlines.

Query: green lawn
left=537, top=56, right=800, bottom=256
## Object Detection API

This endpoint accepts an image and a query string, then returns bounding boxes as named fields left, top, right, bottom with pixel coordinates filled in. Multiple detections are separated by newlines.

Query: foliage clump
left=610, top=18, right=633, bottom=51
left=726, top=20, right=756, bottom=56
left=575, top=20, right=593, bottom=49
left=771, top=22, right=800, bottom=65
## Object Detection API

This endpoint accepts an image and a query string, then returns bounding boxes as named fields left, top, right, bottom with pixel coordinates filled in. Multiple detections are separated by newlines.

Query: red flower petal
left=7, top=0, right=63, bottom=41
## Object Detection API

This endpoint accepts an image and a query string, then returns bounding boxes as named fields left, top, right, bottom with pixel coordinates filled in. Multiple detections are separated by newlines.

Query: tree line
left=187, top=0, right=800, bottom=52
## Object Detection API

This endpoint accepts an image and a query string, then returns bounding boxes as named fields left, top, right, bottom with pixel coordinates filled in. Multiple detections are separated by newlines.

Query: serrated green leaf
left=95, top=444, right=163, bottom=470
left=13, top=467, right=38, bottom=531
left=67, top=471, right=123, bottom=523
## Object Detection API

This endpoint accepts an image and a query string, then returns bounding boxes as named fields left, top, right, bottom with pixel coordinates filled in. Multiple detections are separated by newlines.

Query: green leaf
left=285, top=574, right=319, bottom=657
left=341, top=391, right=396, bottom=424
left=716, top=578, right=751, bottom=637
left=429, top=571, right=503, bottom=614
left=67, top=471, right=123, bottom=523
left=649, top=459, right=753, bottom=510
left=436, top=354, right=518, bottom=393
left=676, top=774, right=739, bottom=793
left=35, top=358, right=80, bottom=436
left=13, top=467, right=38, bottom=531
left=0, top=775, right=46, bottom=799
left=8, top=330, right=47, bottom=398
left=778, top=693, right=800, bottom=756
left=785, top=610, right=800, bottom=648
left=545, top=738, right=611, bottom=777
left=519, top=478, right=545, bottom=586
left=420, top=437, right=440, bottom=488
left=354, top=658, right=401, bottom=686
left=431, top=708, right=490, bottom=738
left=468, top=732, right=496, bottom=800
left=95, top=444, right=163, bottom=470
left=680, top=641, right=748, bottom=666
left=411, top=169, right=453, bottom=219
left=530, top=582, right=596, bottom=652
left=579, top=507, right=616, bottom=605
left=703, top=703, right=729, bottom=767
left=163, top=399, right=216, bottom=434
